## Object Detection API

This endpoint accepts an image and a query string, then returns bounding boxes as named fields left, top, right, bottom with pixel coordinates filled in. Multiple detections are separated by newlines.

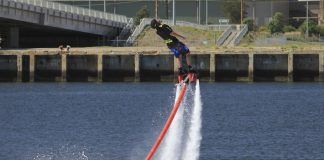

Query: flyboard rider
left=150, top=19, right=195, bottom=76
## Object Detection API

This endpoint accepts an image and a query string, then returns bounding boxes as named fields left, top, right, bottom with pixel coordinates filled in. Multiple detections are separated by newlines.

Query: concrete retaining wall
left=254, top=54, right=288, bottom=81
left=140, top=55, right=174, bottom=82
left=103, top=55, right=135, bottom=82
left=35, top=55, right=61, bottom=81
left=190, top=54, right=210, bottom=82
left=0, top=51, right=323, bottom=82
left=67, top=55, right=98, bottom=82
left=293, top=54, right=319, bottom=81
left=216, top=54, right=249, bottom=81
left=0, top=55, right=17, bottom=82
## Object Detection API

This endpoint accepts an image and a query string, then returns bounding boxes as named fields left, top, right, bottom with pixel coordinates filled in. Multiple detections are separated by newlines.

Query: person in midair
left=150, top=19, right=194, bottom=75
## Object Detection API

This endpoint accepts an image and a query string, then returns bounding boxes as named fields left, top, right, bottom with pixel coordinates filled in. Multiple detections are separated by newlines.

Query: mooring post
left=29, top=54, right=35, bottom=82
left=209, top=53, right=215, bottom=82
left=248, top=53, right=254, bottom=82
left=288, top=53, right=293, bottom=82
left=135, top=53, right=140, bottom=82
left=319, top=53, right=324, bottom=82
left=97, top=53, right=103, bottom=82
left=17, top=55, right=22, bottom=82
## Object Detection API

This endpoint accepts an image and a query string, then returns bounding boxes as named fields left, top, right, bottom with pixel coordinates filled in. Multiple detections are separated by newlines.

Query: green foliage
left=299, top=20, right=318, bottom=36
left=268, top=12, right=285, bottom=34
left=283, top=25, right=297, bottom=33
left=315, top=25, right=324, bottom=35
left=243, top=18, right=255, bottom=32
left=221, top=0, right=247, bottom=24
left=258, top=25, right=269, bottom=32
left=134, top=6, right=149, bottom=25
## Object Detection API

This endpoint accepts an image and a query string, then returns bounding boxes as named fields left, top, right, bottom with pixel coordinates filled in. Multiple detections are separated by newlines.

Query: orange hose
left=145, top=84, right=187, bottom=160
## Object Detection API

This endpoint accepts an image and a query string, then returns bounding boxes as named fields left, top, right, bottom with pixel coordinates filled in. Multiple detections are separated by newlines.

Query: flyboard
left=145, top=66, right=198, bottom=160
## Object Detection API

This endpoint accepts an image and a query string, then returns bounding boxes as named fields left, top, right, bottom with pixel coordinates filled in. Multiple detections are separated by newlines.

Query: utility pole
left=104, top=0, right=106, bottom=13
left=166, top=0, right=169, bottom=19
left=196, top=0, right=199, bottom=23
left=241, top=0, right=243, bottom=24
left=206, top=0, right=208, bottom=25
left=88, top=0, right=91, bottom=15
left=196, top=0, right=201, bottom=24
left=114, top=0, right=116, bottom=14
left=155, top=0, right=158, bottom=19
left=173, top=0, right=175, bottom=25
left=306, top=0, right=309, bottom=37
left=319, top=0, right=324, bottom=24
left=198, top=0, right=201, bottom=24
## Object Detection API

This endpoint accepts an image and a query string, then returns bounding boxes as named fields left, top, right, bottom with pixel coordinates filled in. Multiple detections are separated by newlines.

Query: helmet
left=150, top=19, right=160, bottom=29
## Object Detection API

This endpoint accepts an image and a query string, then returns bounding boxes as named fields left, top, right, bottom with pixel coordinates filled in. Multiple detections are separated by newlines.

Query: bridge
left=0, top=0, right=129, bottom=48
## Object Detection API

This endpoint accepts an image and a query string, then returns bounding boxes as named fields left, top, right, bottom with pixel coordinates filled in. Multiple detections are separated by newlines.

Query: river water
left=0, top=83, right=323, bottom=160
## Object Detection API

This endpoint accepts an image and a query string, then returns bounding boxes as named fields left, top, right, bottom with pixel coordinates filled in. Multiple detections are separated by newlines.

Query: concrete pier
left=0, top=49, right=323, bottom=82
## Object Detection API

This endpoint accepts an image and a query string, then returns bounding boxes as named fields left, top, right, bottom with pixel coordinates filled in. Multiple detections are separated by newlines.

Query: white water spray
left=158, top=85, right=186, bottom=160
left=182, top=80, right=203, bottom=160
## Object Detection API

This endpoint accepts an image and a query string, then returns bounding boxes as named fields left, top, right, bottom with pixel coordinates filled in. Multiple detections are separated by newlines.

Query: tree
left=134, top=6, right=150, bottom=25
left=268, top=12, right=285, bottom=34
left=221, top=0, right=247, bottom=24
left=299, top=20, right=319, bottom=36
left=243, top=18, right=255, bottom=32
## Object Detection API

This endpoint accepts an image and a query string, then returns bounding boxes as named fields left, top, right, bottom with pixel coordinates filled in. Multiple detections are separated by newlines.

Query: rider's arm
left=170, top=31, right=186, bottom=40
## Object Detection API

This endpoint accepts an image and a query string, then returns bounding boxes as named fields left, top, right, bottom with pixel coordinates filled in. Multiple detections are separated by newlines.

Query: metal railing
left=216, top=26, right=232, bottom=46
left=126, top=18, right=150, bottom=45
left=232, top=24, right=248, bottom=46
left=11, top=0, right=128, bottom=24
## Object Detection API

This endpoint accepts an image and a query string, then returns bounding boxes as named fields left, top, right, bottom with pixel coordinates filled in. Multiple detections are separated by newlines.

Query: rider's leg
left=177, top=54, right=182, bottom=68
left=186, top=51, right=191, bottom=66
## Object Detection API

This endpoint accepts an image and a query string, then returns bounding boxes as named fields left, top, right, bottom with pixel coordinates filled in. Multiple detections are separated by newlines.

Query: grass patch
left=136, top=25, right=222, bottom=48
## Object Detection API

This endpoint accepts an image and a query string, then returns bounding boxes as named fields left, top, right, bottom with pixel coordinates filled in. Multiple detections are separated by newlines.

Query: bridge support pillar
left=61, top=54, right=67, bottom=82
left=210, top=53, right=215, bottom=82
left=135, top=53, right=140, bottom=82
left=97, top=54, right=103, bottom=82
left=288, top=53, right=293, bottom=82
left=319, top=53, right=324, bottom=82
left=17, top=55, right=22, bottom=82
left=174, top=56, right=178, bottom=82
left=248, top=53, right=254, bottom=82
left=29, top=54, right=35, bottom=82
left=8, top=27, right=19, bottom=48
